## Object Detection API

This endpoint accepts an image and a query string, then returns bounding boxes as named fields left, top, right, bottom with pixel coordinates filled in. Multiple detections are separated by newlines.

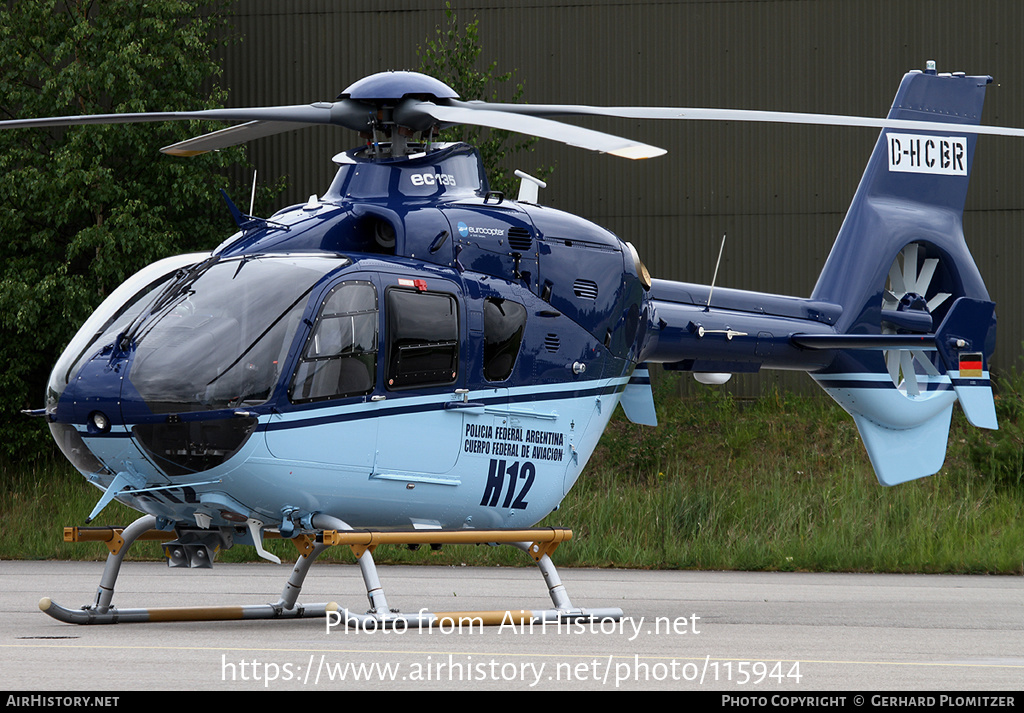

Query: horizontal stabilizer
left=791, top=334, right=936, bottom=350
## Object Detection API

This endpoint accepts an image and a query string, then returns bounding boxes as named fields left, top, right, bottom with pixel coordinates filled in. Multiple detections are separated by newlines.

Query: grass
left=3, top=371, right=1023, bottom=574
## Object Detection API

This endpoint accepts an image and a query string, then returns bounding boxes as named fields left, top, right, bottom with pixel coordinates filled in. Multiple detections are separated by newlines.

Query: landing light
left=88, top=411, right=111, bottom=434
left=220, top=509, right=248, bottom=523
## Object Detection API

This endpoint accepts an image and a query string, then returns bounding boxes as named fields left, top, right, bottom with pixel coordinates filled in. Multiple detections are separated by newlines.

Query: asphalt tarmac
left=1, top=560, right=1022, bottom=692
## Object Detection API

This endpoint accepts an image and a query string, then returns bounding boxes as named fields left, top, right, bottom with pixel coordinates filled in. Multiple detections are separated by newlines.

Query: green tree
left=417, top=3, right=551, bottom=197
left=0, top=0, right=257, bottom=457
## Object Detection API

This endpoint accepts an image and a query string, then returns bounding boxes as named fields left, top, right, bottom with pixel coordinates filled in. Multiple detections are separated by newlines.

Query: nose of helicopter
left=48, top=331, right=268, bottom=486
left=47, top=252, right=349, bottom=485
left=47, top=344, right=152, bottom=475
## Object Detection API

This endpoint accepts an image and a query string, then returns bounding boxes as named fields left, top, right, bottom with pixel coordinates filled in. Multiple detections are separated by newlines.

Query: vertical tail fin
left=810, top=67, right=997, bottom=485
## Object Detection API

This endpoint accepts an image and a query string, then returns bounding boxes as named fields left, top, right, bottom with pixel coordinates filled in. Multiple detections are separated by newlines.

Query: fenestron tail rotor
left=881, top=243, right=952, bottom=396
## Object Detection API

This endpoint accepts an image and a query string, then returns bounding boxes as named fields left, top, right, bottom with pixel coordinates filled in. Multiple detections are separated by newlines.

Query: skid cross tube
left=43, top=519, right=622, bottom=626
left=312, top=521, right=620, bottom=629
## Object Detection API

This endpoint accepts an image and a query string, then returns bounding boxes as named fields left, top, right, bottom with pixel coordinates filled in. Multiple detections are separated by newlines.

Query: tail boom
left=640, top=280, right=841, bottom=374
left=637, top=67, right=999, bottom=487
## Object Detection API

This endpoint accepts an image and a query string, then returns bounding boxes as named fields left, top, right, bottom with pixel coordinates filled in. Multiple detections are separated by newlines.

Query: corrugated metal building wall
left=215, top=0, right=1024, bottom=393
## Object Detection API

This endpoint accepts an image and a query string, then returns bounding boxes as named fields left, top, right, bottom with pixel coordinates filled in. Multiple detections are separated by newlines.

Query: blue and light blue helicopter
left=5, top=65, right=1016, bottom=626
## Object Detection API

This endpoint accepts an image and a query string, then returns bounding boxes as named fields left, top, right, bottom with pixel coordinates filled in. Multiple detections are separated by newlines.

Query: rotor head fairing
left=339, top=71, right=460, bottom=102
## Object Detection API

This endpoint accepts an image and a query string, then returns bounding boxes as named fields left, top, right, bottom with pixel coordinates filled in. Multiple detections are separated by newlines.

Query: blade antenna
left=706, top=233, right=727, bottom=312
left=249, top=170, right=257, bottom=215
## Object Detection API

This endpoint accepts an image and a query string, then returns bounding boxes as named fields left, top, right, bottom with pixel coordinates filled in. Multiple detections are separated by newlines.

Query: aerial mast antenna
left=706, top=233, right=727, bottom=311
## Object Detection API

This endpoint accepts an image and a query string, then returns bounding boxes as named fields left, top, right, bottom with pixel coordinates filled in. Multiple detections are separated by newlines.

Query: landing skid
left=41, top=514, right=623, bottom=626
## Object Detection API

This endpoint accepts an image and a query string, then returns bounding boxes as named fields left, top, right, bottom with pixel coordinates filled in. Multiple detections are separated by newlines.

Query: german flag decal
left=959, top=352, right=984, bottom=378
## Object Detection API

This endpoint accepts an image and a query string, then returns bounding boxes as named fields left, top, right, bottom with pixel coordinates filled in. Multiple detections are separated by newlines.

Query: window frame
left=384, top=286, right=461, bottom=391
left=482, top=297, right=527, bottom=382
left=289, top=279, right=379, bottom=404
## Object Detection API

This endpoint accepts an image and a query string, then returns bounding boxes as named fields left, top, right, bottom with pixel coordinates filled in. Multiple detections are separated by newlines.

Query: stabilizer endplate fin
left=853, top=405, right=953, bottom=486
left=934, top=297, right=998, bottom=430
left=620, top=365, right=657, bottom=426
left=949, top=373, right=998, bottom=430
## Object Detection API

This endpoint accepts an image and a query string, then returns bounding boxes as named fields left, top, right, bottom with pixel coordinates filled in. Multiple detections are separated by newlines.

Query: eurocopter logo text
left=887, top=133, right=967, bottom=176
left=457, top=222, right=505, bottom=238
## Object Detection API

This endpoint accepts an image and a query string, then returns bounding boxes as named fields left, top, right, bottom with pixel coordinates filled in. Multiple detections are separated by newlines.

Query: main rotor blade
left=0, top=103, right=344, bottom=130
left=463, top=101, right=1024, bottom=139
left=160, top=121, right=313, bottom=156
left=9, top=89, right=1024, bottom=162
left=412, top=102, right=666, bottom=159
left=0, top=100, right=381, bottom=155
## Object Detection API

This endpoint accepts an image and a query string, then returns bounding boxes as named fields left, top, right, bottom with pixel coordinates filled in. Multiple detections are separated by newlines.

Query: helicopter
left=4, top=64, right=1015, bottom=627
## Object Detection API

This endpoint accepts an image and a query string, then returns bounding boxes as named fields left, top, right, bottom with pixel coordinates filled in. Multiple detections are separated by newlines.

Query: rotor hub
left=897, top=293, right=928, bottom=313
